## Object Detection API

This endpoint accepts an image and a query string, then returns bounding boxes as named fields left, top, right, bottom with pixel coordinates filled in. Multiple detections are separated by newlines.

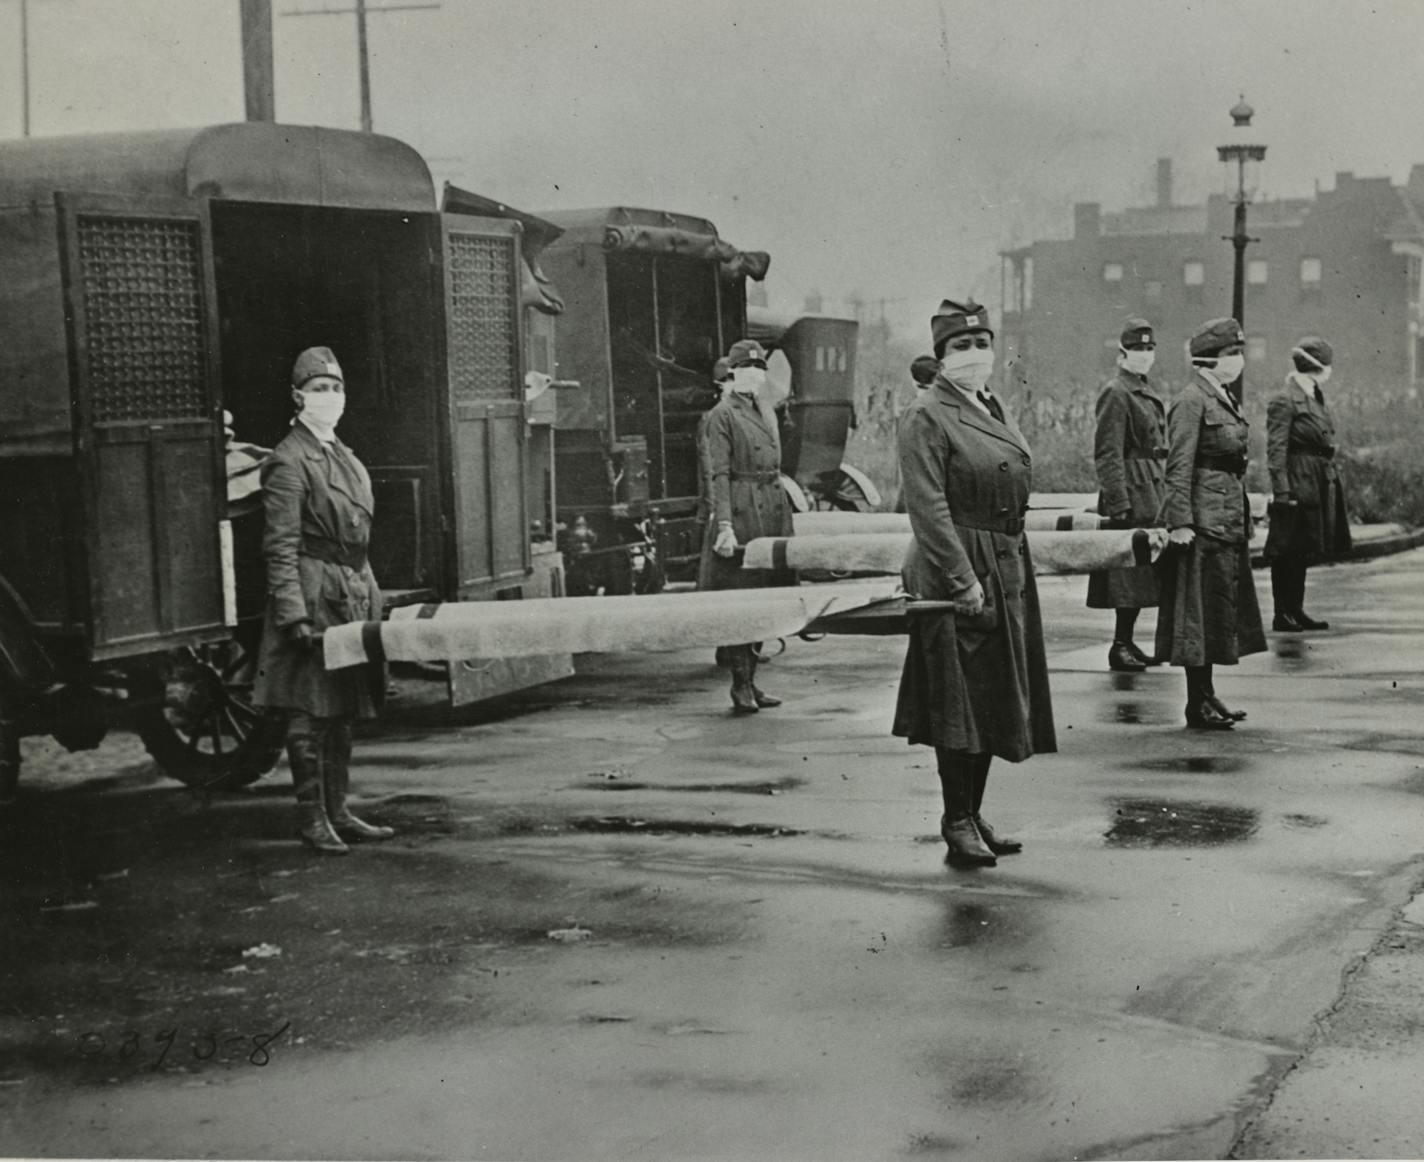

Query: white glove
left=713, top=523, right=738, bottom=558
left=950, top=578, right=986, bottom=616
left=1168, top=526, right=1196, bottom=547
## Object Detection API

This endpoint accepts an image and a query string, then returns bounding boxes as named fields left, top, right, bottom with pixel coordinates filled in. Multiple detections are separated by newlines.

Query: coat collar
left=288, top=420, right=373, bottom=514
left=930, top=380, right=1030, bottom=455
left=1190, top=370, right=1245, bottom=421
left=1118, top=370, right=1164, bottom=406
left=727, top=390, right=777, bottom=439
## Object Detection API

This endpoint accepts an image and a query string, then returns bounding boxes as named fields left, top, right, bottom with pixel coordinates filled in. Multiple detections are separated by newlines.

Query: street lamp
left=1217, top=95, right=1267, bottom=400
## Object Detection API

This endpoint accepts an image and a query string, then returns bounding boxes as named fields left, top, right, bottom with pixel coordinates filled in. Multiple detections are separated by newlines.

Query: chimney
left=1074, top=202, right=1101, bottom=239
left=240, top=0, right=276, bottom=122
left=1156, top=158, right=1172, bottom=208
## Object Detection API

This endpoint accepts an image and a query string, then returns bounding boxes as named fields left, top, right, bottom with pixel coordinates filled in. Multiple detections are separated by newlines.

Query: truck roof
left=0, top=122, right=434, bottom=213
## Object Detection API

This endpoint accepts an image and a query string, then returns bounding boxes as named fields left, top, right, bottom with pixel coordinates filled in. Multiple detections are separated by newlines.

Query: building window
left=1144, top=279, right=1163, bottom=300
left=1247, top=336, right=1267, bottom=363
left=1300, top=256, right=1323, bottom=292
left=1247, top=259, right=1268, bottom=285
left=1183, top=261, right=1205, bottom=286
left=1102, top=262, right=1124, bottom=283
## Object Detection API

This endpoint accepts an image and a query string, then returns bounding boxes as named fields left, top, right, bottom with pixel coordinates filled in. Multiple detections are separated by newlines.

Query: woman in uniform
left=894, top=300, right=1056, bottom=868
left=699, top=339, right=795, bottom=712
left=1153, top=318, right=1267, bottom=729
left=1088, top=318, right=1167, bottom=672
left=254, top=347, right=392, bottom=854
left=1264, top=336, right=1351, bottom=631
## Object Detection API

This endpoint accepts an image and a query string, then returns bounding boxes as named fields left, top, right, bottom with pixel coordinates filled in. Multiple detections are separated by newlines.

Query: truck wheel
left=134, top=636, right=285, bottom=791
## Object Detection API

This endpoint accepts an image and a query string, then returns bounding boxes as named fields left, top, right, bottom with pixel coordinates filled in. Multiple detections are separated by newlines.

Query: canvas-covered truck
left=0, top=122, right=570, bottom=797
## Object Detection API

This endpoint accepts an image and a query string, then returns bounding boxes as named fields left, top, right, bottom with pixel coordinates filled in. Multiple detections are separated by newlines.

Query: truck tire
left=134, top=634, right=285, bottom=791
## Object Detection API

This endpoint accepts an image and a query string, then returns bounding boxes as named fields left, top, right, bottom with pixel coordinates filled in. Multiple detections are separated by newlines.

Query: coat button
left=999, top=461, right=1009, bottom=471
left=998, top=506, right=1009, bottom=515
left=1022, top=455, right=1031, bottom=466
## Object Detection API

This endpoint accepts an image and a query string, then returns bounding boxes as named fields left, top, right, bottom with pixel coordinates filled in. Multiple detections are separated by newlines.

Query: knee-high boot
left=288, top=720, right=348, bottom=855
left=936, top=747, right=995, bottom=867
left=325, top=720, right=393, bottom=841
left=728, top=645, right=758, bottom=714
left=970, top=754, right=1021, bottom=855
left=748, top=652, right=781, bottom=709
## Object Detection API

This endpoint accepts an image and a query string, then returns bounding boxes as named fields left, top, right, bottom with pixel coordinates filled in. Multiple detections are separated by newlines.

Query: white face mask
left=299, top=389, right=346, bottom=431
left=730, top=366, right=766, bottom=396
left=1120, top=348, right=1156, bottom=376
left=939, top=346, right=995, bottom=392
left=1212, top=353, right=1245, bottom=381
left=1314, top=365, right=1333, bottom=386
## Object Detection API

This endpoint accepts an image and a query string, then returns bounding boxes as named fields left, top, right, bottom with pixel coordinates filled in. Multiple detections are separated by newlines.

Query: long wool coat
left=253, top=422, right=383, bottom=718
left=1087, top=369, right=1167, bottom=609
left=1153, top=374, right=1266, bottom=667
left=892, top=381, right=1056, bottom=762
left=697, top=390, right=795, bottom=592
left=1264, top=376, right=1351, bottom=561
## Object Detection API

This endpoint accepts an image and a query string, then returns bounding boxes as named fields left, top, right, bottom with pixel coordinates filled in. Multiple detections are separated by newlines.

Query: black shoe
left=1272, top=612, right=1305, bottom=632
left=1108, top=641, right=1147, bottom=673
left=751, top=686, right=782, bottom=708
left=1205, top=693, right=1247, bottom=722
left=730, top=684, right=759, bottom=714
left=1294, top=610, right=1329, bottom=631
left=940, top=815, right=997, bottom=867
left=973, top=814, right=1023, bottom=855
left=1126, top=641, right=1162, bottom=667
left=1185, top=700, right=1235, bottom=730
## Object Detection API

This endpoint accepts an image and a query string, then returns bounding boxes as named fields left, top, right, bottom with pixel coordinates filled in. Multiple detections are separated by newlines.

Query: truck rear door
left=57, top=195, right=226, bottom=661
left=439, top=214, right=531, bottom=595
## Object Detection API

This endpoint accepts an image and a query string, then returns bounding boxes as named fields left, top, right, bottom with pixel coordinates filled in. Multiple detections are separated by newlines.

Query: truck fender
left=835, top=464, right=882, bottom=511
left=779, top=473, right=811, bottom=513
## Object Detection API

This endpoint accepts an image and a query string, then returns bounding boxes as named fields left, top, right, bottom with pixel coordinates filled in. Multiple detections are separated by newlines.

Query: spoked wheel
left=134, top=631, right=285, bottom=791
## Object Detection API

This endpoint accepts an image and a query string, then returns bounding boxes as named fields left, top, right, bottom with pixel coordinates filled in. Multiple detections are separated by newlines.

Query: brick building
left=998, top=160, right=1424, bottom=412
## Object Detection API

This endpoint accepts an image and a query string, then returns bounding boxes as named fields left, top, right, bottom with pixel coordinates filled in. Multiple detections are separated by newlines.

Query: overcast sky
left=3, top=0, right=1423, bottom=333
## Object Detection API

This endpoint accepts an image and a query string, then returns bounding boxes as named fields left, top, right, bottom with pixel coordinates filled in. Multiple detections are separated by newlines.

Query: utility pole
left=240, top=0, right=275, bottom=121
left=282, top=0, right=439, bottom=133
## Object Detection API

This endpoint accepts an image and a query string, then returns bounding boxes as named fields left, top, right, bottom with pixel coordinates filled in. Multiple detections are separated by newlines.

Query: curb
left=1250, top=525, right=1424, bottom=567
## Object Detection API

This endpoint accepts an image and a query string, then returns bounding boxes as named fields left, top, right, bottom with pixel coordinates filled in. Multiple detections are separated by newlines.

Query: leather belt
left=729, top=470, right=781, bottom=483
left=1197, top=453, right=1247, bottom=476
left=954, top=514, right=1025, bottom=535
left=1126, top=449, right=1168, bottom=460
left=301, top=535, right=368, bottom=570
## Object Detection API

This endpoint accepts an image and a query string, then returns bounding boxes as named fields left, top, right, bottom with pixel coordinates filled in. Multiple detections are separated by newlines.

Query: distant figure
left=894, top=299, right=1055, bottom=868
left=254, top=347, right=393, bottom=854
left=1153, top=318, right=1266, bottom=730
left=1264, top=336, right=1351, bottom=631
left=698, top=340, right=795, bottom=712
left=1087, top=318, right=1167, bottom=672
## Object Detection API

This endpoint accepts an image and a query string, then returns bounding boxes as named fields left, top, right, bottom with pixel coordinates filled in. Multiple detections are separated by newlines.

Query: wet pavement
left=3, top=550, right=1424, bottom=1159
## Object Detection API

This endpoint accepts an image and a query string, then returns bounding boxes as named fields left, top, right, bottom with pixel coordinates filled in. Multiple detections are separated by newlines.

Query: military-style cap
left=1120, top=317, right=1154, bottom=347
left=1188, top=317, right=1244, bottom=358
left=712, top=357, right=733, bottom=383
left=292, top=346, right=344, bottom=389
left=1292, top=336, right=1333, bottom=369
left=726, top=338, right=769, bottom=368
left=910, top=354, right=940, bottom=386
left=931, top=299, right=993, bottom=356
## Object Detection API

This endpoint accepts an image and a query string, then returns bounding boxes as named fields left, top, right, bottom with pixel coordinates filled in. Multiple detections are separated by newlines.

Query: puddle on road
left=1133, top=755, right=1249, bottom=775
left=1273, top=638, right=1310, bottom=669
left=1102, top=701, right=1174, bottom=726
left=582, top=775, right=805, bottom=796
left=1105, top=797, right=1259, bottom=847
left=1281, top=813, right=1329, bottom=829
left=567, top=816, right=803, bottom=838
left=936, top=900, right=1022, bottom=949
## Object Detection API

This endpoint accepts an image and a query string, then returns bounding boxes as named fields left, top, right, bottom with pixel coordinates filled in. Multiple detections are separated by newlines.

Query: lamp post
left=1217, top=95, right=1266, bottom=401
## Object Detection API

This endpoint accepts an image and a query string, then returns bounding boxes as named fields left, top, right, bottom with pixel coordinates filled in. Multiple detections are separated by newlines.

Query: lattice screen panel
left=76, top=216, right=208, bottom=423
left=447, top=232, right=518, bottom=402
